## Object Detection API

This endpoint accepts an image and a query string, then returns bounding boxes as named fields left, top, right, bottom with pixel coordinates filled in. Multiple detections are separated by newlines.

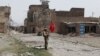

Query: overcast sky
left=0, top=0, right=100, bottom=25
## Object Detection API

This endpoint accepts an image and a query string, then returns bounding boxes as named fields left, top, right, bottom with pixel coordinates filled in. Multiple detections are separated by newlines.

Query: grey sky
left=0, top=0, right=100, bottom=25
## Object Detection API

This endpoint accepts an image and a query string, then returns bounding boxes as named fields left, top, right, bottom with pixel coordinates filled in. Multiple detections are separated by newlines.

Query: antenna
left=40, top=0, right=48, bottom=2
left=40, top=0, right=49, bottom=5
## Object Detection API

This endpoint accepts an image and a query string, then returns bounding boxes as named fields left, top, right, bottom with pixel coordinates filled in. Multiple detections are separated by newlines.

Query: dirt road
left=15, top=34, right=100, bottom=56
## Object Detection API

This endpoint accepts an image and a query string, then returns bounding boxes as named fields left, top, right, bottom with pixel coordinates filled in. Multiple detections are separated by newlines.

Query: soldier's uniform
left=43, top=28, right=49, bottom=50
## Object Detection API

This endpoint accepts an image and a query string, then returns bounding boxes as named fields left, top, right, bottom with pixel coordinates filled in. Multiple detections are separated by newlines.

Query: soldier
left=43, top=28, right=49, bottom=50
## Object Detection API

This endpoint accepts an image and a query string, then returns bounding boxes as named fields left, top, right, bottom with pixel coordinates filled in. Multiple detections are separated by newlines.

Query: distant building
left=0, top=6, right=11, bottom=33
left=57, top=17, right=100, bottom=35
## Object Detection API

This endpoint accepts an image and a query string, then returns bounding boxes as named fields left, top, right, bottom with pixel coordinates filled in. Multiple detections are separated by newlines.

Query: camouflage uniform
left=43, top=28, right=49, bottom=50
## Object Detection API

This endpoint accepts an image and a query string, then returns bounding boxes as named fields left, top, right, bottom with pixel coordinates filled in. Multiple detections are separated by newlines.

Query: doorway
left=85, top=26, right=89, bottom=33
left=68, top=27, right=76, bottom=33
left=32, top=27, right=35, bottom=33
left=91, top=26, right=96, bottom=33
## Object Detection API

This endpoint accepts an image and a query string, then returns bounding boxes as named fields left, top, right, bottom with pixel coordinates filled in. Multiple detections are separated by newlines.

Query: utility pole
left=7, top=7, right=11, bottom=36
left=98, top=17, right=100, bottom=28
left=92, top=12, right=94, bottom=17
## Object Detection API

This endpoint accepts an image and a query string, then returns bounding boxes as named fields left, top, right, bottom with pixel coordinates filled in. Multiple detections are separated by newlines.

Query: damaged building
left=24, top=0, right=56, bottom=33
left=24, top=0, right=100, bottom=35
left=0, top=6, right=11, bottom=33
left=55, top=8, right=100, bottom=35
left=58, top=17, right=100, bottom=35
